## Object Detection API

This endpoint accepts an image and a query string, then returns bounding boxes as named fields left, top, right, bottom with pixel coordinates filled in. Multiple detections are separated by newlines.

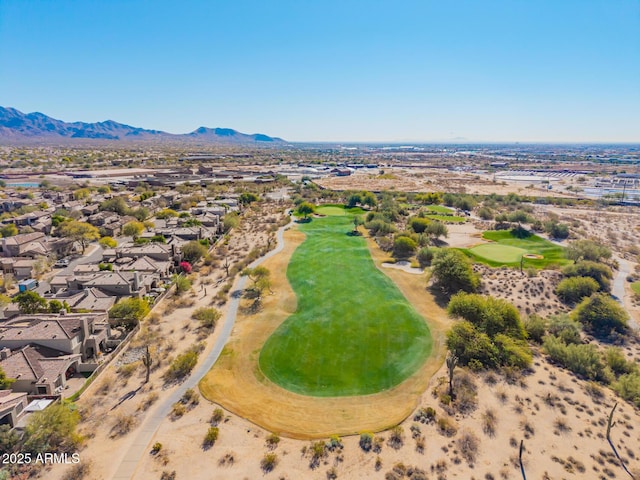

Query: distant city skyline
left=1, top=0, right=639, bottom=143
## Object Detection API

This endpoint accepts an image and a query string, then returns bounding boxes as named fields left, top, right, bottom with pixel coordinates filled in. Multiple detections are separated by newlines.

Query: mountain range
left=0, top=106, right=285, bottom=144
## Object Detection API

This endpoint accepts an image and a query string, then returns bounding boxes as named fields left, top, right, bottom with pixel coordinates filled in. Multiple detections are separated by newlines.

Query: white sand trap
left=381, top=261, right=424, bottom=274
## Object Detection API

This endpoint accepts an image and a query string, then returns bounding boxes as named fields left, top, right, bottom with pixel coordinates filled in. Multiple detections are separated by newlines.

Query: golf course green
left=463, top=229, right=567, bottom=267
left=259, top=208, right=432, bottom=397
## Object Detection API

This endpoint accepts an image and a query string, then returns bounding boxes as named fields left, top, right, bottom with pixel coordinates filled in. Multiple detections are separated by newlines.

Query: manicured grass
left=461, top=229, right=568, bottom=268
left=259, top=213, right=432, bottom=397
left=424, top=214, right=466, bottom=223
left=425, top=205, right=454, bottom=214
left=470, top=243, right=527, bottom=263
left=316, top=204, right=366, bottom=216
left=632, top=282, right=640, bottom=295
left=316, top=205, right=348, bottom=216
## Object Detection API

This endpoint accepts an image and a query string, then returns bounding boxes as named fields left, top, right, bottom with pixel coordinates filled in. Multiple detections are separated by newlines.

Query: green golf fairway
left=259, top=213, right=432, bottom=397
left=632, top=282, right=640, bottom=295
left=470, top=243, right=527, bottom=263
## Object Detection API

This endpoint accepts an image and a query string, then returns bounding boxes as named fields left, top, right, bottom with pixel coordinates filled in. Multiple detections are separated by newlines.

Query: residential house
left=0, top=389, right=29, bottom=427
left=0, top=313, right=111, bottom=362
left=0, top=232, right=48, bottom=258
left=0, top=345, right=81, bottom=395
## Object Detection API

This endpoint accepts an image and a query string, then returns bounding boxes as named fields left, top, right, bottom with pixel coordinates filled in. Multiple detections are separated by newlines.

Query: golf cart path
left=112, top=219, right=292, bottom=480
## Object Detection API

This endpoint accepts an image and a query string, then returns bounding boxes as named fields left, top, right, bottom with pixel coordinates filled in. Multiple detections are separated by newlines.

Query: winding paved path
left=112, top=219, right=292, bottom=480
left=612, top=256, right=639, bottom=331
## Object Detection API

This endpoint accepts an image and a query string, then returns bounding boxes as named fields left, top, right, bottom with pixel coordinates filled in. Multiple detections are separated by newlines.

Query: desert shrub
left=203, top=427, right=219, bottom=447
left=409, top=217, right=431, bottom=234
left=171, top=402, right=186, bottom=418
left=63, top=462, right=93, bottom=480
left=493, top=334, right=532, bottom=369
left=151, top=442, right=162, bottom=454
left=117, top=362, right=139, bottom=378
left=547, top=314, right=582, bottom=345
left=457, top=430, right=480, bottom=464
left=393, top=235, right=418, bottom=259
left=164, top=347, right=199, bottom=381
left=543, top=336, right=612, bottom=383
left=359, top=432, right=373, bottom=452
left=160, top=472, right=176, bottom=480
left=137, top=392, right=159, bottom=412
left=180, top=388, right=199, bottom=406
left=524, top=315, right=547, bottom=343
left=604, top=347, right=638, bottom=376
left=556, top=276, right=600, bottom=304
left=432, top=249, right=479, bottom=294
left=260, top=453, right=278, bottom=472
left=413, top=407, right=436, bottom=424
left=447, top=321, right=498, bottom=369
left=481, top=409, right=497, bottom=437
left=387, top=426, right=404, bottom=450
left=436, top=416, right=458, bottom=437
left=192, top=307, right=221, bottom=329
left=613, top=372, right=640, bottom=408
left=110, top=413, right=137, bottom=438
left=211, top=408, right=224, bottom=425
left=416, top=247, right=434, bottom=267
left=562, top=261, right=613, bottom=291
left=573, top=293, right=629, bottom=337
left=448, top=293, right=525, bottom=339
left=266, top=432, right=280, bottom=449
left=566, top=239, right=611, bottom=262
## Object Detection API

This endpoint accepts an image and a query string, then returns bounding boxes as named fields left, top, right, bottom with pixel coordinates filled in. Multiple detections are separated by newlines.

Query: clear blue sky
left=1, top=0, right=638, bottom=142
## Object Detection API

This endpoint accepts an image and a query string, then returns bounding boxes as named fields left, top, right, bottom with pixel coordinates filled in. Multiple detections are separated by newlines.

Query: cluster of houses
left=0, top=185, right=237, bottom=428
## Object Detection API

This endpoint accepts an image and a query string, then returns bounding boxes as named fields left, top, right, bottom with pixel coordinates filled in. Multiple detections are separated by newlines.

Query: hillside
left=0, top=106, right=284, bottom=144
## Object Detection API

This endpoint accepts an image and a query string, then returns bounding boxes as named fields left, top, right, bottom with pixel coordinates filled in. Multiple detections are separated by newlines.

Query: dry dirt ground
left=130, top=350, right=640, bottom=480
left=198, top=226, right=451, bottom=439
left=316, top=169, right=576, bottom=198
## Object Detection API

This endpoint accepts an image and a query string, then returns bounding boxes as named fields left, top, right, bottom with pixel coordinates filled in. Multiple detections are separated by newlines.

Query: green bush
left=543, top=336, right=612, bottom=383
left=165, top=348, right=199, bottom=381
left=573, top=293, right=629, bottom=338
left=191, top=307, right=221, bottom=329
left=524, top=315, right=547, bottom=343
left=604, top=347, right=638, bottom=376
left=393, top=235, right=417, bottom=259
left=562, top=261, right=613, bottom=291
left=613, top=372, right=640, bottom=408
left=203, top=427, right=219, bottom=447
left=448, top=293, right=526, bottom=340
left=446, top=321, right=499, bottom=369
left=566, top=239, right=611, bottom=262
left=416, top=247, right=434, bottom=268
left=556, top=276, right=600, bottom=304
left=547, top=315, right=582, bottom=345
left=432, top=249, right=479, bottom=295
left=493, top=334, right=532, bottom=369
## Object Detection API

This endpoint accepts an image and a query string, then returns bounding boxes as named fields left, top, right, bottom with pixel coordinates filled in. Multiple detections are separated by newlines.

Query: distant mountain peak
left=0, top=106, right=285, bottom=145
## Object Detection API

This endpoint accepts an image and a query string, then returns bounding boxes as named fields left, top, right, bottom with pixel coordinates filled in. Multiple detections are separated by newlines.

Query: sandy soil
left=316, top=169, right=576, bottom=198
left=131, top=351, right=640, bottom=480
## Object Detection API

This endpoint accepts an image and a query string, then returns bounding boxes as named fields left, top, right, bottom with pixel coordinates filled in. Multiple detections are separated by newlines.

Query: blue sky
left=1, top=0, right=638, bottom=142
